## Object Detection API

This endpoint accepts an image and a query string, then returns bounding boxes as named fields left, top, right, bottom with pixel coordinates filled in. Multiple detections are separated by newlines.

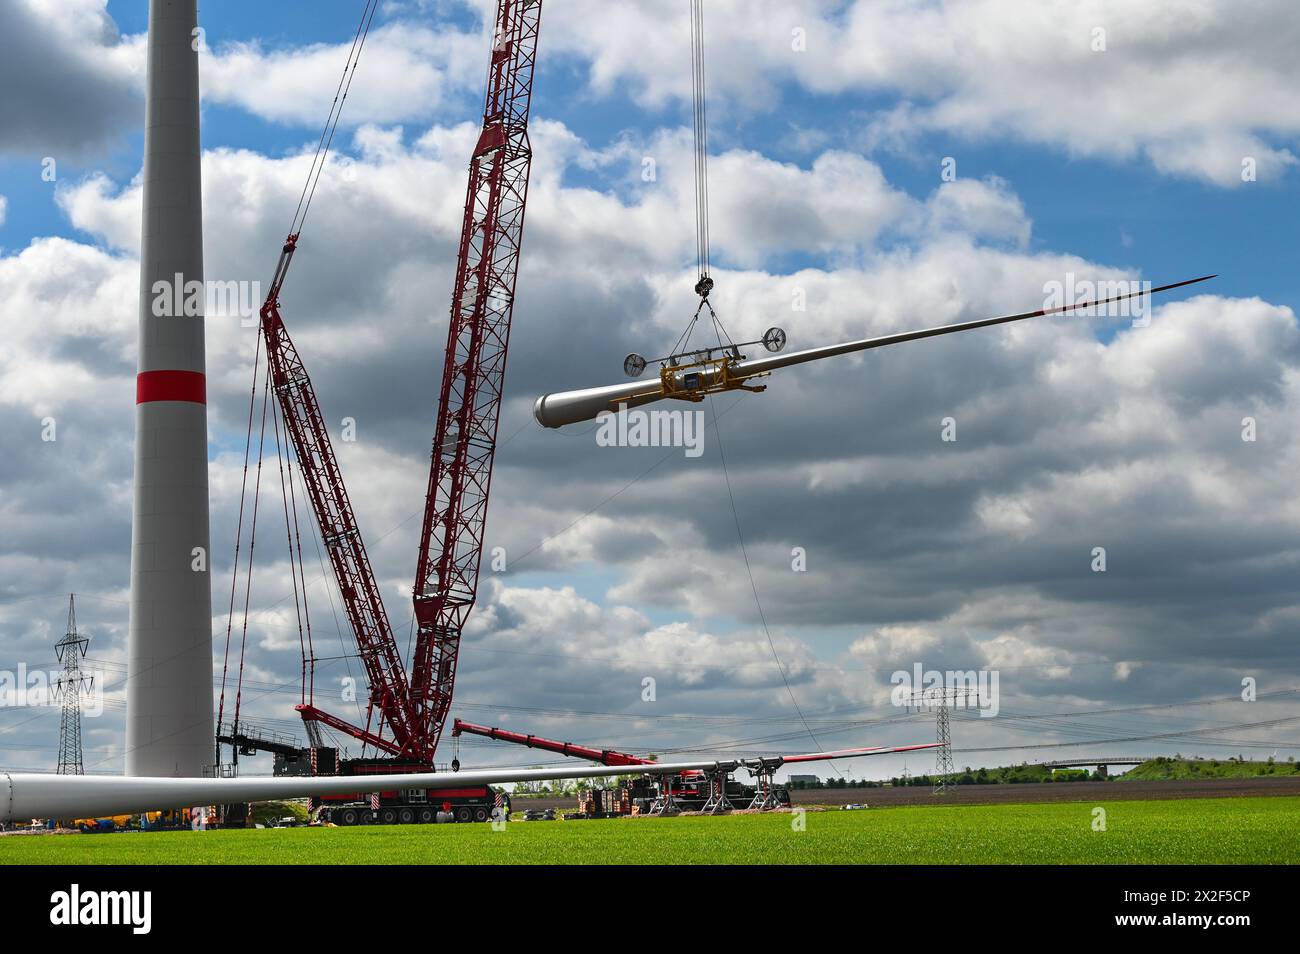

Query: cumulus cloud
left=0, top=0, right=143, bottom=156
left=13, top=0, right=1294, bottom=189
left=200, top=21, right=488, bottom=126
left=543, top=0, right=1300, bottom=186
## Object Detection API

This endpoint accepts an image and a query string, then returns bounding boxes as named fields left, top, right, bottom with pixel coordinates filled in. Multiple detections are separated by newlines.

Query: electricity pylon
left=54, top=595, right=91, bottom=776
left=908, top=686, right=979, bottom=795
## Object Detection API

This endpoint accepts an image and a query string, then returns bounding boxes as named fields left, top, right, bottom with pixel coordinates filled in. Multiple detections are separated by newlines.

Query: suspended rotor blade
left=533, top=274, right=1217, bottom=428
left=733, top=274, right=1217, bottom=379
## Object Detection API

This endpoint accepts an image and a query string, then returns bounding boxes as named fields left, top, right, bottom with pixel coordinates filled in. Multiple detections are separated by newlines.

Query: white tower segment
left=126, top=0, right=213, bottom=778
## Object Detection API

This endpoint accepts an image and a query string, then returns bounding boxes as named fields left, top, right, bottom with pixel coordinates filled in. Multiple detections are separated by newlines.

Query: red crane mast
left=252, top=0, right=542, bottom=764
left=410, top=0, right=542, bottom=758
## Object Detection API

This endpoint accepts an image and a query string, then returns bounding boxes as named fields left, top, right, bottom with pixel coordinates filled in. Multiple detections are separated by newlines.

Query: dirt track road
left=790, top=775, right=1300, bottom=807
left=515, top=776, right=1300, bottom=813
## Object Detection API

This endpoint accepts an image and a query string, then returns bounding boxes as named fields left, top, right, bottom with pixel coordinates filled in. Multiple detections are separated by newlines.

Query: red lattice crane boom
left=260, top=239, right=416, bottom=758
left=410, top=0, right=541, bottom=758
left=452, top=720, right=651, bottom=767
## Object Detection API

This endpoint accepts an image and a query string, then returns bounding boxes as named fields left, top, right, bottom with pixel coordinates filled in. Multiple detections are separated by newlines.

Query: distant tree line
left=787, top=755, right=1298, bottom=788
left=786, top=763, right=1105, bottom=789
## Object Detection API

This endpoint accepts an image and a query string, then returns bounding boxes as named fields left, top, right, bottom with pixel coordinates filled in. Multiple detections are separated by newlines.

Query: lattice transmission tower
left=54, top=594, right=91, bottom=775
left=908, top=685, right=979, bottom=795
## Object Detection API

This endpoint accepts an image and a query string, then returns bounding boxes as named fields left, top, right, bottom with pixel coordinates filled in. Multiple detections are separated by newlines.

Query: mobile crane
left=221, top=0, right=542, bottom=825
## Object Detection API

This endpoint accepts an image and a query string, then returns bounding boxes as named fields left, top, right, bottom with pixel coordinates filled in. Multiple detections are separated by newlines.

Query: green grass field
left=1122, top=757, right=1299, bottom=780
left=3, top=796, right=1295, bottom=865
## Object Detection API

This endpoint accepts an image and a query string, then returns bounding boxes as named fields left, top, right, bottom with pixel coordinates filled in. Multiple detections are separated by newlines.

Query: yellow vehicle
left=71, top=807, right=210, bottom=832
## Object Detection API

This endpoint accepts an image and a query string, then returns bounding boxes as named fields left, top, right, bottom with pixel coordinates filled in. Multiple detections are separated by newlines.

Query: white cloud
left=478, top=582, right=821, bottom=693
left=918, top=178, right=1030, bottom=248
left=56, top=174, right=140, bottom=253
left=0, top=236, right=136, bottom=415
left=12, top=0, right=1294, bottom=191
left=543, top=0, right=1300, bottom=186
left=200, top=22, right=488, bottom=126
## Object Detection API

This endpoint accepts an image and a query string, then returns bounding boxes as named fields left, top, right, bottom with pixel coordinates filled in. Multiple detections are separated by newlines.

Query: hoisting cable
left=709, top=398, right=841, bottom=773
left=690, top=0, right=712, bottom=300
left=681, top=0, right=735, bottom=355
left=216, top=331, right=263, bottom=756
left=689, top=9, right=840, bottom=773
left=287, top=0, right=380, bottom=242
left=232, top=362, right=275, bottom=739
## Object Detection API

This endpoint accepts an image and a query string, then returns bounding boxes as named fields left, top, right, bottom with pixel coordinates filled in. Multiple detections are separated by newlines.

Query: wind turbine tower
left=126, top=0, right=214, bottom=778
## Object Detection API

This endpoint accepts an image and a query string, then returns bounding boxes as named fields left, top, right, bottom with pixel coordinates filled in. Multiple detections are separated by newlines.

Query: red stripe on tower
left=136, top=370, right=206, bottom=405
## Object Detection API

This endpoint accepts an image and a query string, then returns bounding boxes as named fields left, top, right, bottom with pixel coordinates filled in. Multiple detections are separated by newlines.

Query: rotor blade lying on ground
left=2, top=741, right=942, bottom=822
